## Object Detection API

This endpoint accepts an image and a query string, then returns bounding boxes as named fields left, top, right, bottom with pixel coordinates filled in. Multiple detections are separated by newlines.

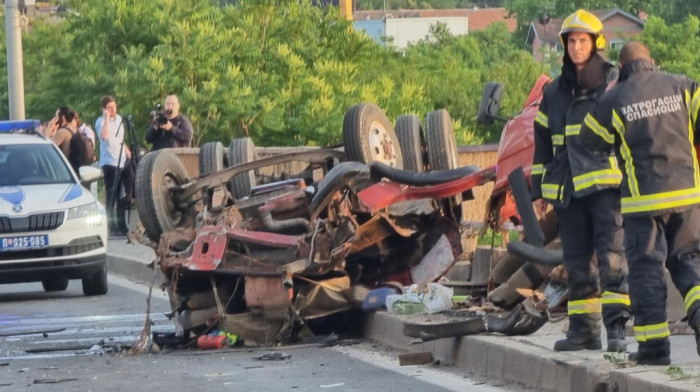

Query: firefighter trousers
left=624, top=206, right=700, bottom=342
left=556, top=188, right=629, bottom=325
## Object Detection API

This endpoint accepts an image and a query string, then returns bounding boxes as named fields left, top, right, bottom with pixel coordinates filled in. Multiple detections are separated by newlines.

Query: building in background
left=526, top=9, right=645, bottom=63
left=353, top=7, right=515, bottom=50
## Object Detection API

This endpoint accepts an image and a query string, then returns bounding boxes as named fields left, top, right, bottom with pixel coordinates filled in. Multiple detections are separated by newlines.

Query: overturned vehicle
left=133, top=103, right=499, bottom=345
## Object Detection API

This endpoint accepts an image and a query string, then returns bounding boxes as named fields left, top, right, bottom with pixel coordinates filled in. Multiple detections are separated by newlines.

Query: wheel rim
left=368, top=120, right=400, bottom=167
left=161, top=172, right=184, bottom=226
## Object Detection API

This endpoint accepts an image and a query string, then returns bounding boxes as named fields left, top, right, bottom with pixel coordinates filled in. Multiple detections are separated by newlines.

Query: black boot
left=554, top=314, right=602, bottom=351
left=605, top=317, right=628, bottom=353
left=628, top=339, right=671, bottom=365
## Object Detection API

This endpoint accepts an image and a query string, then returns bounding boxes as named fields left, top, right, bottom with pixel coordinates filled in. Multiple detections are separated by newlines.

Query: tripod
left=107, top=115, right=140, bottom=234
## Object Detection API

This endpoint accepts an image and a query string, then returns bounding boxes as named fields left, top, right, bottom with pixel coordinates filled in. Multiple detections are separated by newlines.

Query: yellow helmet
left=559, top=9, right=605, bottom=51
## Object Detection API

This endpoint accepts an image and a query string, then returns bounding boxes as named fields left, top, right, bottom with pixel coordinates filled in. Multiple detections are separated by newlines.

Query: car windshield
left=0, top=144, right=74, bottom=186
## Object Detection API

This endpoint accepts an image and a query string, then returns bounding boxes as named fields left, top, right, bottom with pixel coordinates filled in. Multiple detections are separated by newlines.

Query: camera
left=153, top=103, right=172, bottom=125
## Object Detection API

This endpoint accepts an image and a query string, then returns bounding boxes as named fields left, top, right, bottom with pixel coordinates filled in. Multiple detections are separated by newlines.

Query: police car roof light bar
left=0, top=119, right=41, bottom=133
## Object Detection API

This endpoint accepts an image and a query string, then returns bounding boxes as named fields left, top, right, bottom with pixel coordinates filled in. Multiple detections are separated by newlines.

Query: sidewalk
left=107, top=238, right=700, bottom=392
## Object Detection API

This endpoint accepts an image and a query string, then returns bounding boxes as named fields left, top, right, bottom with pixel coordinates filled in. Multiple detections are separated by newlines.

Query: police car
left=0, top=120, right=108, bottom=295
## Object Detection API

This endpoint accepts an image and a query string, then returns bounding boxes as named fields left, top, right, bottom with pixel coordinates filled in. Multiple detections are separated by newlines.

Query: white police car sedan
left=0, top=120, right=108, bottom=295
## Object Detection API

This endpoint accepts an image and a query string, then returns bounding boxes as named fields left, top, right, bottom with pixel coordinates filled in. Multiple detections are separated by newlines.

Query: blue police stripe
left=0, top=186, right=26, bottom=206
left=60, top=184, right=83, bottom=203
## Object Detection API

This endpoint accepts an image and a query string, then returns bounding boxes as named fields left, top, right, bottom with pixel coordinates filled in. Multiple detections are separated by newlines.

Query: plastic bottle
left=196, top=334, right=227, bottom=350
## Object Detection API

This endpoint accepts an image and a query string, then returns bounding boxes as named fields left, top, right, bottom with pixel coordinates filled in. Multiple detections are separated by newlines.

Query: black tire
left=227, top=138, right=257, bottom=200
left=310, top=161, right=369, bottom=215
left=82, top=262, right=108, bottom=296
left=425, top=109, right=458, bottom=171
left=508, top=167, right=545, bottom=247
left=135, top=150, right=196, bottom=243
left=426, top=109, right=462, bottom=204
left=42, top=277, right=69, bottom=292
left=199, top=141, right=227, bottom=176
left=395, top=114, right=424, bottom=172
left=343, top=103, right=403, bottom=169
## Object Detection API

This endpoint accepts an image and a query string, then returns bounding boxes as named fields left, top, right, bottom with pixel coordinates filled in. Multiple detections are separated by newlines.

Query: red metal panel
left=244, top=276, right=292, bottom=307
left=227, top=228, right=302, bottom=248
left=184, top=225, right=228, bottom=271
left=357, top=166, right=496, bottom=213
left=492, top=74, right=551, bottom=194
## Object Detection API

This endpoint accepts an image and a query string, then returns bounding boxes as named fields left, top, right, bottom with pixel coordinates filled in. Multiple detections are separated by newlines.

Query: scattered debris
left=32, top=378, right=78, bottom=384
left=398, top=351, right=433, bottom=366
left=253, top=352, right=292, bottom=361
left=320, top=383, right=345, bottom=388
left=0, top=328, right=65, bottom=337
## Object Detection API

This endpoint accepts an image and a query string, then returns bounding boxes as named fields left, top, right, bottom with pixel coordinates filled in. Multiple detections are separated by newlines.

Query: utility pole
left=5, top=0, right=26, bottom=120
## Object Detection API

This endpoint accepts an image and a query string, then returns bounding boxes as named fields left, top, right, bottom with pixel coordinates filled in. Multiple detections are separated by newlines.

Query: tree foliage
left=639, top=15, right=700, bottom=81
left=503, top=0, right=700, bottom=41
left=0, top=0, right=543, bottom=148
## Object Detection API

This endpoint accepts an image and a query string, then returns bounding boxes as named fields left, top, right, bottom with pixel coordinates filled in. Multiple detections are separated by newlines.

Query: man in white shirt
left=95, top=95, right=132, bottom=237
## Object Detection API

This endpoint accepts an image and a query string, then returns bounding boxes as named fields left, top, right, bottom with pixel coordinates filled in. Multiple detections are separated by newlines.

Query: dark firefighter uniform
left=580, top=57, right=700, bottom=363
left=532, top=50, right=630, bottom=351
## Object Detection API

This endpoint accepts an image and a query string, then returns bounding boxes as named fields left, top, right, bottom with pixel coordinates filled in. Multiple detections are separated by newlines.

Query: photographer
left=145, top=95, right=193, bottom=150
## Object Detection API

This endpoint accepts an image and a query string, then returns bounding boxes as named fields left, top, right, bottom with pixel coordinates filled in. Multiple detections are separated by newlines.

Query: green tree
left=0, top=0, right=543, bottom=148
left=639, top=15, right=700, bottom=81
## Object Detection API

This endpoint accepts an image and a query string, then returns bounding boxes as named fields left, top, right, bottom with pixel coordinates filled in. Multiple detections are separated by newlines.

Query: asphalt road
left=0, top=275, right=520, bottom=392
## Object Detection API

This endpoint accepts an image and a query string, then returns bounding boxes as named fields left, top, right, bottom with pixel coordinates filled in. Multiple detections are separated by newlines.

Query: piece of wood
left=398, top=351, right=433, bottom=366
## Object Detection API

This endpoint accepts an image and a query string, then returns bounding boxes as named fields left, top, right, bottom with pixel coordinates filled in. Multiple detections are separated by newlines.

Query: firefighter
left=580, top=41, right=700, bottom=365
left=531, top=9, right=630, bottom=352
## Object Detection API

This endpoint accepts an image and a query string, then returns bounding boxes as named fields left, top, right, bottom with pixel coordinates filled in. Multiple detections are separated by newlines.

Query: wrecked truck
left=397, top=76, right=567, bottom=343
left=133, top=103, right=496, bottom=346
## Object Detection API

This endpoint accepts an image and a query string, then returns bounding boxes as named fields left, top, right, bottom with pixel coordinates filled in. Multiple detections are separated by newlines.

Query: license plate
left=0, top=235, right=49, bottom=251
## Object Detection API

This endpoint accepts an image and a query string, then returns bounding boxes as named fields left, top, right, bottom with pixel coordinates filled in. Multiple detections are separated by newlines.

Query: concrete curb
left=363, top=312, right=699, bottom=392
left=106, top=250, right=165, bottom=287
left=106, top=241, right=699, bottom=392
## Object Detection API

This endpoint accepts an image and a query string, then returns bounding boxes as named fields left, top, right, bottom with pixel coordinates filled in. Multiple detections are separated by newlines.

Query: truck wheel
left=228, top=138, right=257, bottom=200
left=199, top=141, right=227, bottom=176
left=343, top=103, right=403, bottom=169
left=82, top=262, right=108, bottom=296
left=425, top=109, right=458, bottom=171
left=135, top=150, right=196, bottom=244
left=426, top=109, right=462, bottom=204
left=42, top=277, right=69, bottom=292
left=396, top=114, right=424, bottom=172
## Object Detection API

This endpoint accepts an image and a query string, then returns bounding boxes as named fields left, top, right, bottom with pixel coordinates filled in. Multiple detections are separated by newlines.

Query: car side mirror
left=79, top=165, right=103, bottom=185
left=476, top=82, right=504, bottom=124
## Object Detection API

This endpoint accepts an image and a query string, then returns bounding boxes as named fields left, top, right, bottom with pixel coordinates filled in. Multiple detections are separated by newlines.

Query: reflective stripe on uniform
left=621, top=187, right=700, bottom=215
left=567, top=298, right=602, bottom=315
left=690, top=88, right=700, bottom=129
left=573, top=167, right=622, bottom=191
left=584, top=113, right=615, bottom=144
left=684, top=286, right=700, bottom=312
left=686, top=90, right=700, bottom=189
left=634, top=321, right=670, bottom=343
left=601, top=291, right=630, bottom=306
left=565, top=124, right=580, bottom=136
left=612, top=111, right=643, bottom=197
left=532, top=163, right=544, bottom=176
left=535, top=111, right=548, bottom=128
left=542, top=183, right=563, bottom=201
left=552, top=134, right=564, bottom=146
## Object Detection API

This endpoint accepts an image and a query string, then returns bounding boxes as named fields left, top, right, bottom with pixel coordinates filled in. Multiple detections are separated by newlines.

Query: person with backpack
left=50, top=106, right=95, bottom=174
left=75, top=112, right=97, bottom=154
